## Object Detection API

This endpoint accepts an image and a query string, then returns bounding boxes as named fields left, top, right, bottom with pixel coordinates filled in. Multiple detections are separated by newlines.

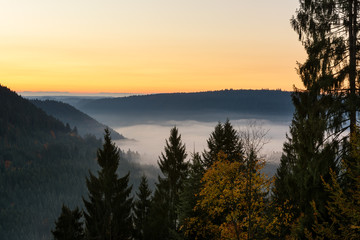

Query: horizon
left=17, top=87, right=292, bottom=97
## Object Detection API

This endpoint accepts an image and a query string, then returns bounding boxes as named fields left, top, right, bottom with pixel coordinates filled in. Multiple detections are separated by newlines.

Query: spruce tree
left=83, top=128, right=133, bottom=240
left=52, top=205, right=84, bottom=240
left=292, top=0, right=360, bottom=153
left=147, top=127, right=188, bottom=239
left=178, top=152, right=205, bottom=235
left=203, top=119, right=243, bottom=168
left=133, top=175, right=152, bottom=240
left=272, top=91, right=339, bottom=237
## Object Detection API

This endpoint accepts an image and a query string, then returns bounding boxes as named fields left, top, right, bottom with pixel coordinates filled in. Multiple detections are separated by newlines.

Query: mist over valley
left=114, top=120, right=288, bottom=166
left=27, top=89, right=293, bottom=165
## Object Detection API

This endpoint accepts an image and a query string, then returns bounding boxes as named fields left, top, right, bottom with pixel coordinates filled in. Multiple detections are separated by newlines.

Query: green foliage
left=292, top=0, right=360, bottom=158
left=52, top=205, right=84, bottom=240
left=147, top=127, right=188, bottom=239
left=133, top=175, right=152, bottom=240
left=203, top=119, right=243, bottom=168
left=178, top=152, right=204, bottom=228
left=272, top=91, right=339, bottom=238
left=83, top=129, right=133, bottom=240
left=178, top=152, right=207, bottom=240
left=306, top=126, right=360, bottom=239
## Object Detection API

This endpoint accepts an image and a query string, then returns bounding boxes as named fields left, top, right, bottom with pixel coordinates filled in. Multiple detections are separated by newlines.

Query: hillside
left=0, top=85, right=157, bottom=240
left=77, top=89, right=294, bottom=126
left=31, top=99, right=125, bottom=140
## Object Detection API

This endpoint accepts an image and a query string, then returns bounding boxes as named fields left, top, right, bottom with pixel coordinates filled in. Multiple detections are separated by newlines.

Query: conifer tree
left=83, top=128, right=133, bottom=240
left=147, top=127, right=188, bottom=239
left=292, top=0, right=360, bottom=152
left=178, top=152, right=204, bottom=225
left=52, top=205, right=84, bottom=240
left=308, top=127, right=360, bottom=239
left=178, top=152, right=205, bottom=239
left=133, top=175, right=152, bottom=240
left=272, top=91, right=339, bottom=238
left=203, top=119, right=243, bottom=168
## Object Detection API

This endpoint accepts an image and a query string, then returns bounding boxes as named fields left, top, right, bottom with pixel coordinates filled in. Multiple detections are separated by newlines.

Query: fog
left=114, top=119, right=290, bottom=165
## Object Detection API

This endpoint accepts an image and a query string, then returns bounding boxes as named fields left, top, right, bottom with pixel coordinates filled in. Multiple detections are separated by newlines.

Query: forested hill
left=0, top=85, right=68, bottom=137
left=0, top=85, right=157, bottom=240
left=78, top=89, right=294, bottom=126
left=31, top=99, right=125, bottom=140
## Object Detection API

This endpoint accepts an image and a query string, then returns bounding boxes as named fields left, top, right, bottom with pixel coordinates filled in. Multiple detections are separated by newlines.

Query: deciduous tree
left=189, top=152, right=272, bottom=240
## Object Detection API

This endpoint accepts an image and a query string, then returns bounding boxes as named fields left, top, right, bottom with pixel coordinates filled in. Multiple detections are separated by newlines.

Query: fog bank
left=114, top=120, right=289, bottom=165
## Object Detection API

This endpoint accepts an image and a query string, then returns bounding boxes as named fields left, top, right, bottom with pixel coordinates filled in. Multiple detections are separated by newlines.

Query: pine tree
left=133, top=175, right=152, bottom=240
left=147, top=127, right=188, bottom=239
left=203, top=119, right=243, bottom=168
left=52, top=205, right=84, bottom=240
left=83, top=128, right=133, bottom=240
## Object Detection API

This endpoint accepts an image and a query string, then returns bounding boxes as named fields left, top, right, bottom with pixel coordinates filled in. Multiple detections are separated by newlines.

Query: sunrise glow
left=0, top=0, right=305, bottom=94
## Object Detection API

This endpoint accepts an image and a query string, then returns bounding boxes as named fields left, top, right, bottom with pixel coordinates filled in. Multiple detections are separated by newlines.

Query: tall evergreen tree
left=147, top=127, right=188, bottom=239
left=83, top=128, right=133, bottom=240
left=52, top=205, right=84, bottom=240
left=178, top=152, right=204, bottom=227
left=178, top=152, right=206, bottom=240
left=308, top=126, right=360, bottom=239
left=133, top=175, right=152, bottom=240
left=272, top=91, right=339, bottom=238
left=292, top=0, right=360, bottom=150
left=203, top=119, right=243, bottom=168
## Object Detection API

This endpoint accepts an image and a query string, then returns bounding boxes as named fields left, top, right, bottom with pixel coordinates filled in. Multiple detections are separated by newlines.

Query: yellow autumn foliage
left=184, top=152, right=275, bottom=240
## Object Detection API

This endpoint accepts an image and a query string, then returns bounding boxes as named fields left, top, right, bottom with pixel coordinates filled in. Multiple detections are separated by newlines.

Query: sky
left=0, top=0, right=306, bottom=94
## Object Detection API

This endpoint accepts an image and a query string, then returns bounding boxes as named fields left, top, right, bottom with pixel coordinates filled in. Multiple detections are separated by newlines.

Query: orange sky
left=0, top=0, right=306, bottom=94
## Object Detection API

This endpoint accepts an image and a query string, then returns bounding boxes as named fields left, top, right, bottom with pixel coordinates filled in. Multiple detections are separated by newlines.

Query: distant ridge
left=31, top=99, right=125, bottom=140
left=77, top=89, right=294, bottom=126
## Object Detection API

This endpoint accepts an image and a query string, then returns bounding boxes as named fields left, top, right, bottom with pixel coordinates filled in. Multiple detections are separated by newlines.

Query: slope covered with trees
left=0, top=85, right=157, bottom=240
left=31, top=99, right=124, bottom=140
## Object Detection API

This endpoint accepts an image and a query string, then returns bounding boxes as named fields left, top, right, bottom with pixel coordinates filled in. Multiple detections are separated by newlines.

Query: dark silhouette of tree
left=202, top=119, right=243, bottom=168
left=272, top=91, right=339, bottom=238
left=83, top=128, right=133, bottom=240
left=147, top=127, right=188, bottom=239
left=133, top=175, right=152, bottom=240
left=178, top=152, right=207, bottom=240
left=308, top=126, right=360, bottom=239
left=292, top=0, right=360, bottom=151
left=178, top=152, right=204, bottom=225
left=51, top=205, right=84, bottom=240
